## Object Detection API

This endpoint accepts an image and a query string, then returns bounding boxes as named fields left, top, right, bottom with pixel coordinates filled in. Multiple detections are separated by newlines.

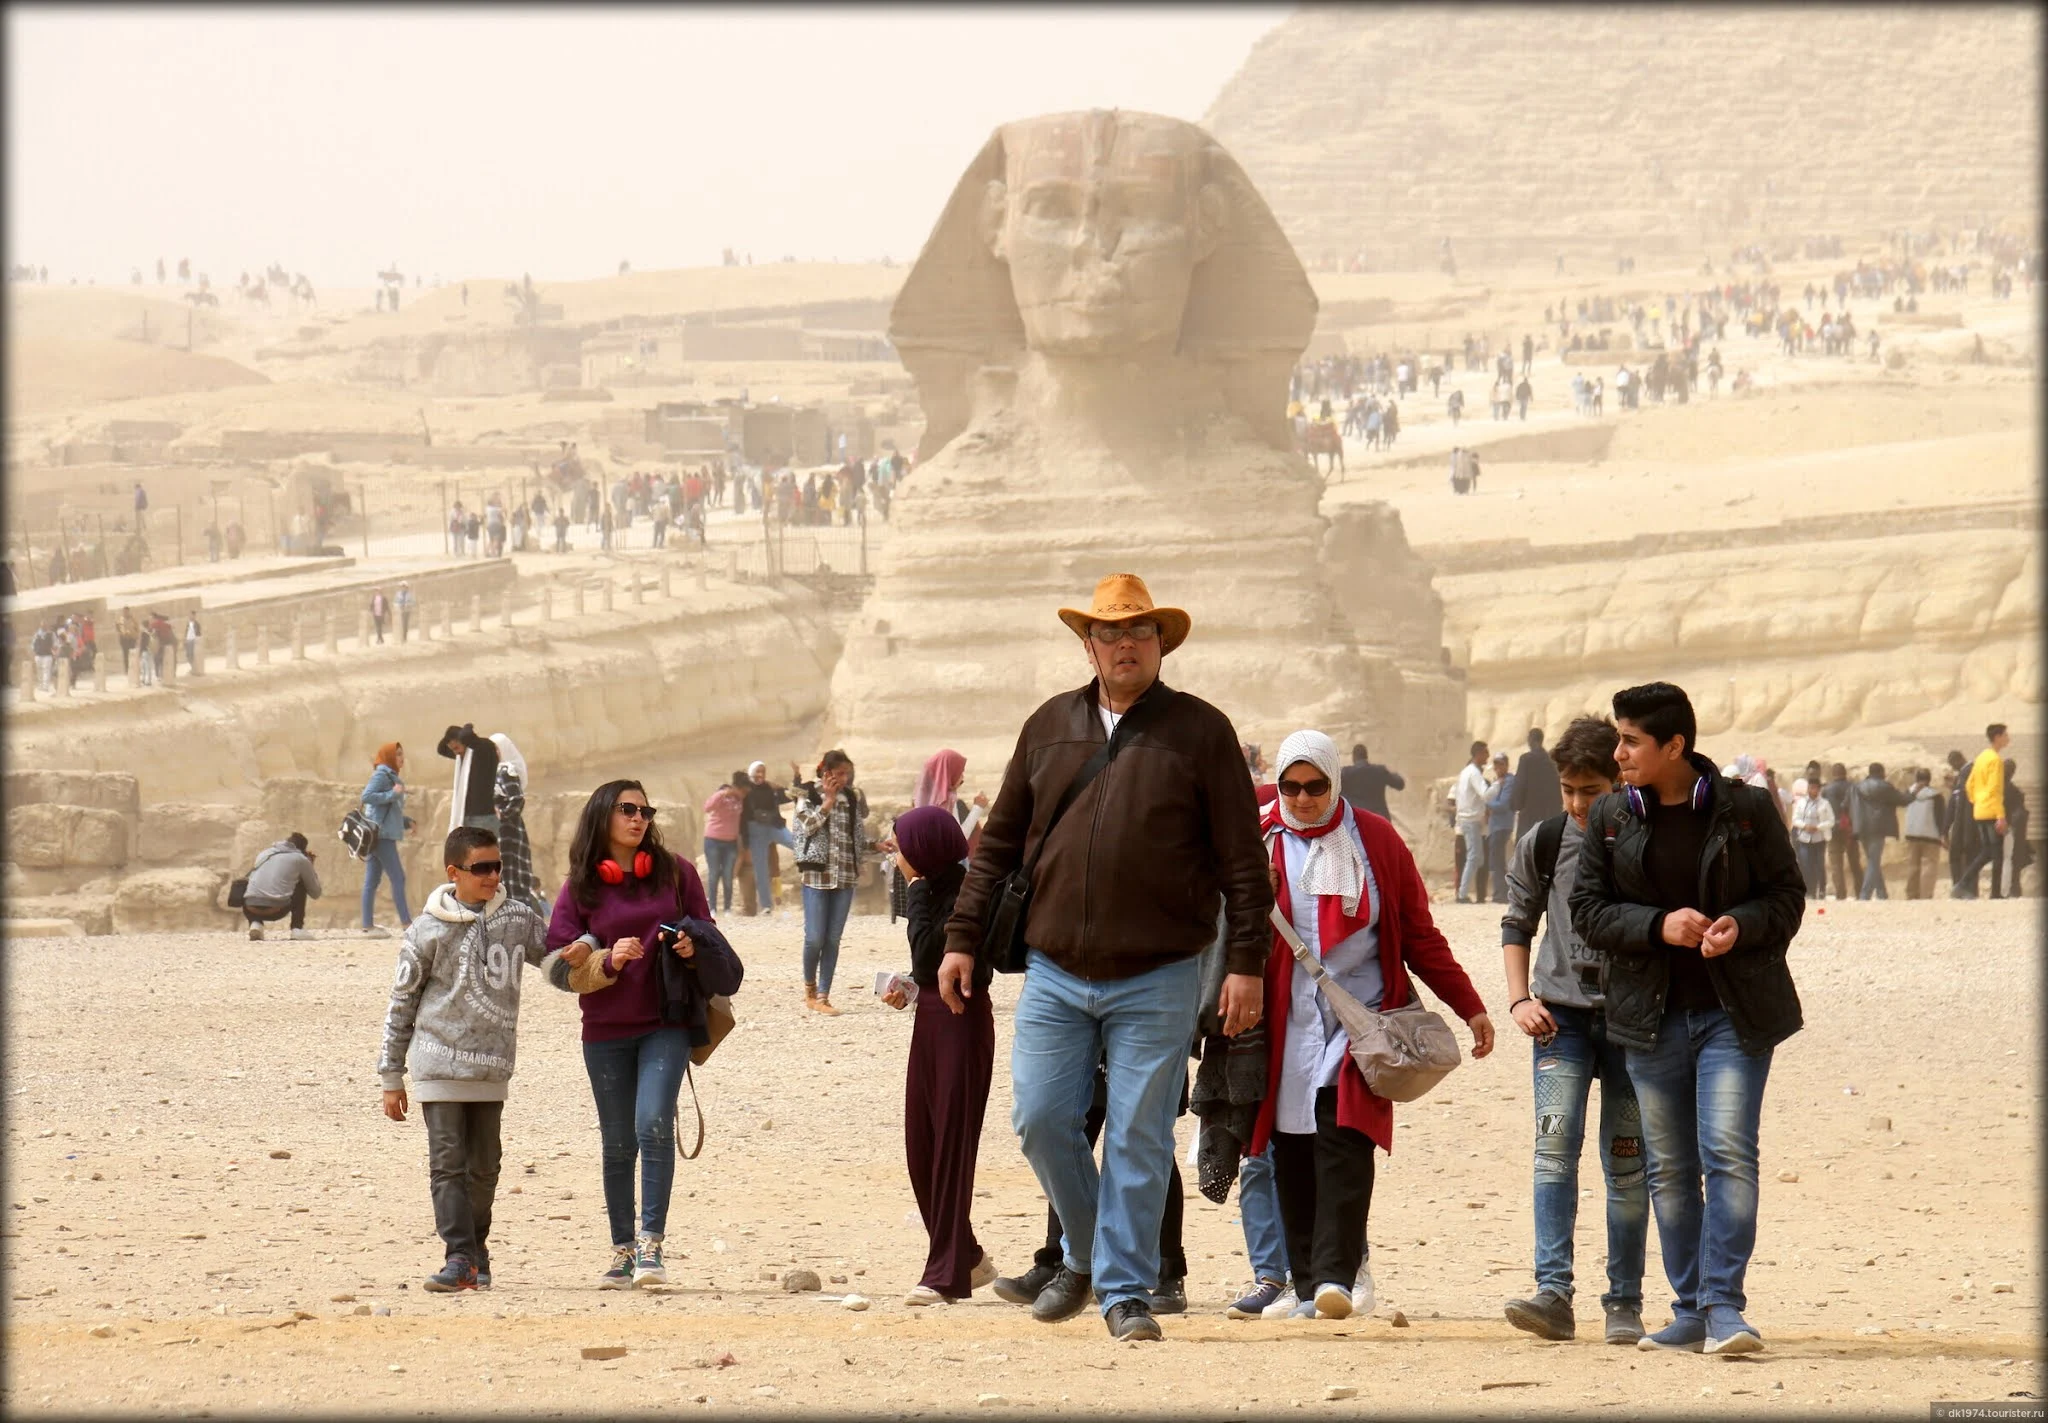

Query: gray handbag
left=1268, top=905, right=1461, bottom=1103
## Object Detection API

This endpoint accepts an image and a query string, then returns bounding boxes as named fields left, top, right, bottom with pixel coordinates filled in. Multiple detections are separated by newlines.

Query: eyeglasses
left=1277, top=778, right=1332, bottom=799
left=1089, top=621, right=1158, bottom=645
left=457, top=859, right=503, bottom=876
left=615, top=804, right=658, bottom=822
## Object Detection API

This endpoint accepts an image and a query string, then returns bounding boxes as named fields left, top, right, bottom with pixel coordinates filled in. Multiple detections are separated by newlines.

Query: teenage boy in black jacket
left=1569, top=682, right=1805, bottom=1359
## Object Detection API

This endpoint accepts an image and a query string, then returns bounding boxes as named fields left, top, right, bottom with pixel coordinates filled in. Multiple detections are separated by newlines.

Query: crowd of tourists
left=338, top=566, right=1975, bottom=1366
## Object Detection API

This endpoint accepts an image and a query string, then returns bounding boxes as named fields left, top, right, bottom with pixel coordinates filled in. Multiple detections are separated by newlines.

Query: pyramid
left=1204, top=6, right=2041, bottom=271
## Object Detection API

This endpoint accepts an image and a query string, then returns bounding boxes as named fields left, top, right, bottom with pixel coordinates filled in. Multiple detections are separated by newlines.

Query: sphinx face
left=990, top=113, right=1218, bottom=357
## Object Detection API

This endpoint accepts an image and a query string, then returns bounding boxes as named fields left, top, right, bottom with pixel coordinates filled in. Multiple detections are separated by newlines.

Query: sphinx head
left=891, top=109, right=1316, bottom=454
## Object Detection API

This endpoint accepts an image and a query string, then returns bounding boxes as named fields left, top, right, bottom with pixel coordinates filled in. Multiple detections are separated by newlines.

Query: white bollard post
left=573, top=582, right=586, bottom=617
left=359, top=609, right=372, bottom=648
left=291, top=616, right=306, bottom=661
left=542, top=586, right=554, bottom=621
left=631, top=570, right=644, bottom=605
left=440, top=601, right=453, bottom=639
left=660, top=565, right=672, bottom=599
left=602, top=578, right=615, bottom=613
left=20, top=657, right=34, bottom=702
left=500, top=591, right=514, bottom=629
left=93, top=652, right=107, bottom=692
left=225, top=628, right=239, bottom=671
left=325, top=612, right=339, bottom=655
left=57, top=656, right=72, bottom=697
left=257, top=624, right=271, bottom=665
left=470, top=593, right=483, bottom=633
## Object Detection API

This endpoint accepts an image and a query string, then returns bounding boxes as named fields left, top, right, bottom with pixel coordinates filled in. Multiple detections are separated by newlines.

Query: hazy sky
left=6, top=5, right=1284, bottom=288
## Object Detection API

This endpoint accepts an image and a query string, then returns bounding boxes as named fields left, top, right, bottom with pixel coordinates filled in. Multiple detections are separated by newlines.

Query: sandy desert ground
left=2, top=900, right=2038, bottom=1417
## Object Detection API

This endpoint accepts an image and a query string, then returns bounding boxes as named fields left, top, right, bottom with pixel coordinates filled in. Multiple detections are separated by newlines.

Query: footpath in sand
left=2, top=901, right=2038, bottom=1415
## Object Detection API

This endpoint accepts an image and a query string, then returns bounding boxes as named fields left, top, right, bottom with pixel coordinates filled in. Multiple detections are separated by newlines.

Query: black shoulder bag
left=979, top=697, right=1157, bottom=975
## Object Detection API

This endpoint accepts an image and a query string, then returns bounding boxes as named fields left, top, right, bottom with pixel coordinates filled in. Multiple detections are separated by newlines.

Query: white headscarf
left=747, top=760, right=767, bottom=778
left=489, top=732, right=528, bottom=787
left=1273, top=729, right=1367, bottom=916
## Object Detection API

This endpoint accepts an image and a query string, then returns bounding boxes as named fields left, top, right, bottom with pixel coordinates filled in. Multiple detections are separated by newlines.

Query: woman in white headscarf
left=1247, top=729, right=1494, bottom=1320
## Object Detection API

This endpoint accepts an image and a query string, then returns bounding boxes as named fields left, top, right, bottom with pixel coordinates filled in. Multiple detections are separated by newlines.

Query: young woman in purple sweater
left=547, top=779, right=741, bottom=1289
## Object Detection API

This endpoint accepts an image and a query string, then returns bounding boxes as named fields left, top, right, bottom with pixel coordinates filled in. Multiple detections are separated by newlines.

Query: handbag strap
left=1020, top=692, right=1159, bottom=883
left=675, top=1064, right=706, bottom=1161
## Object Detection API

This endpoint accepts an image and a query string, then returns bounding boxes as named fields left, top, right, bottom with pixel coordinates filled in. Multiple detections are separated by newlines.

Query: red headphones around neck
left=596, top=850, right=654, bottom=885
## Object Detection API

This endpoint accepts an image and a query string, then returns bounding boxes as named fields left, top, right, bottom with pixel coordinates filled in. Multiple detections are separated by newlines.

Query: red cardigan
left=1248, top=806, right=1486, bottom=1157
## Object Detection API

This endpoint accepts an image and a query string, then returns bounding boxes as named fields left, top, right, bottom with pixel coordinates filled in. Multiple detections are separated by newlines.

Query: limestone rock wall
left=1205, top=8, right=2040, bottom=270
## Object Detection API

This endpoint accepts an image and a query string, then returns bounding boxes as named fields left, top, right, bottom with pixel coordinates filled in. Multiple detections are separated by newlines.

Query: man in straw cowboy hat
left=942, top=573, right=1273, bottom=1341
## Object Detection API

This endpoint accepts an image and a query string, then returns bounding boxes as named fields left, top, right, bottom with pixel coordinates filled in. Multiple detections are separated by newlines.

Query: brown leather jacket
left=944, top=678, right=1274, bottom=981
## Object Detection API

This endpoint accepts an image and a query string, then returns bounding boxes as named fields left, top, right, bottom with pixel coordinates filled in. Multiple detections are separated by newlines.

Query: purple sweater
left=546, top=855, right=714, bottom=1043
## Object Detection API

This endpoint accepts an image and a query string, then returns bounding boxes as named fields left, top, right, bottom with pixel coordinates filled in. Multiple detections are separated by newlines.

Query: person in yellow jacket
left=1953, top=723, right=2012, bottom=898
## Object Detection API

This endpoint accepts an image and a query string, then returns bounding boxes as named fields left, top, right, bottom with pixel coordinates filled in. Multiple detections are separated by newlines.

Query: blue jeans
left=1624, top=1006, right=1772, bottom=1317
left=1010, top=949, right=1202, bottom=1313
left=1457, top=822, right=1486, bottom=900
left=747, top=822, right=795, bottom=909
left=1531, top=1004, right=1649, bottom=1308
left=360, top=837, right=411, bottom=928
left=1794, top=840, right=1826, bottom=899
left=1857, top=835, right=1889, bottom=899
left=801, top=884, right=855, bottom=996
left=703, top=836, right=738, bottom=913
left=582, top=1028, right=692, bottom=1246
left=1236, top=1142, right=1290, bottom=1284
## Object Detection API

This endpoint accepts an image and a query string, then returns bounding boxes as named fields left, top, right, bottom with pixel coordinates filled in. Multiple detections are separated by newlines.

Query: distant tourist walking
left=1339, top=743, right=1405, bottom=822
left=1454, top=740, right=1491, bottom=902
left=370, top=588, right=390, bottom=644
left=741, top=761, right=797, bottom=915
left=1953, top=724, right=2013, bottom=898
left=359, top=742, right=415, bottom=934
left=792, top=750, right=873, bottom=1015
left=1900, top=768, right=1948, bottom=900
left=1788, top=778, right=1832, bottom=900
left=701, top=773, right=745, bottom=915
left=1850, top=763, right=1908, bottom=900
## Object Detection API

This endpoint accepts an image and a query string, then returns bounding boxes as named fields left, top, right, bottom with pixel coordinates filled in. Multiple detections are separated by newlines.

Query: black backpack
left=1531, top=812, right=1570, bottom=905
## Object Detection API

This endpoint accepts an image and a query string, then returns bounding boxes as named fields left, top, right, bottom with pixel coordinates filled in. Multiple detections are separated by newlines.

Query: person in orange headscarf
left=360, top=742, right=414, bottom=934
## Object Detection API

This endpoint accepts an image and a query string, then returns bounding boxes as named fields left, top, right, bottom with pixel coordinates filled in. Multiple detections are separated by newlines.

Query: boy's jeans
left=582, top=1028, right=691, bottom=1246
left=1010, top=949, right=1201, bottom=1314
left=1530, top=1004, right=1649, bottom=1309
left=1625, top=1006, right=1771, bottom=1318
left=1237, top=1143, right=1289, bottom=1284
left=1487, top=828, right=1514, bottom=904
left=422, top=1100, right=503, bottom=1265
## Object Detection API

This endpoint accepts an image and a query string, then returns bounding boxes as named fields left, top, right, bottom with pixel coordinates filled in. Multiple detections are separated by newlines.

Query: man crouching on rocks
left=941, top=574, right=1272, bottom=1341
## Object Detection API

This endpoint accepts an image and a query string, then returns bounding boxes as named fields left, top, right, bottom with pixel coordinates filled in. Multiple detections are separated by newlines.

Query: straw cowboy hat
left=1057, top=573, right=1191, bottom=656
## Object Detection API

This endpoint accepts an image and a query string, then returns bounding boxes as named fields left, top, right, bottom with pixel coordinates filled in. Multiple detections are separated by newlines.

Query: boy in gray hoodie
left=1497, top=715, right=1649, bottom=1346
left=377, top=826, right=562, bottom=1292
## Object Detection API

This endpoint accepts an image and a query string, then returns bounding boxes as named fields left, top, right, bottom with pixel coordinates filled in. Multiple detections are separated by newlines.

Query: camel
left=1298, top=419, right=1345, bottom=477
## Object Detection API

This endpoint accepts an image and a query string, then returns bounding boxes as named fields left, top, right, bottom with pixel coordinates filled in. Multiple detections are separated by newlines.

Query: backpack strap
left=1532, top=812, right=1569, bottom=905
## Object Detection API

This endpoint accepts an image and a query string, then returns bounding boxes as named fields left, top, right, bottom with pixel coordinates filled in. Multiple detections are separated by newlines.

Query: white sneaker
left=360, top=925, right=390, bottom=937
left=1314, top=1282, right=1354, bottom=1319
left=969, top=1252, right=999, bottom=1291
left=248, top=924, right=265, bottom=941
left=903, top=1284, right=950, bottom=1306
left=290, top=929, right=315, bottom=940
left=1351, top=1260, right=1376, bottom=1314
left=1261, top=1285, right=1300, bottom=1318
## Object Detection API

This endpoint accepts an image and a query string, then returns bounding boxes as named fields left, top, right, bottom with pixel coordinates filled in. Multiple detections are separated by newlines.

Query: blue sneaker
left=1226, top=1277, right=1288, bottom=1319
left=1636, top=1314, right=1708, bottom=1352
left=1704, top=1305, right=1763, bottom=1355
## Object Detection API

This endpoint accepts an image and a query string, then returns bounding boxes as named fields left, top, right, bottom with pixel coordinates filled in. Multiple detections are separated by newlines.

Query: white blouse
left=1275, top=816, right=1384, bottom=1135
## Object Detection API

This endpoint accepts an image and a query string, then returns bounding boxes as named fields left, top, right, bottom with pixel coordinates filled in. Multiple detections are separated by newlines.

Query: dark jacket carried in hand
left=944, top=677, right=1274, bottom=981
left=1568, top=751, right=1806, bottom=1056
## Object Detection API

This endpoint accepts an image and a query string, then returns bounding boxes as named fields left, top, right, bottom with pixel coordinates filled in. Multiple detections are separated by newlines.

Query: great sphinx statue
left=828, top=109, right=1462, bottom=827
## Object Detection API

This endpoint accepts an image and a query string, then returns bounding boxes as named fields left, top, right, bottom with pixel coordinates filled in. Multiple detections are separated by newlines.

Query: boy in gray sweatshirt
left=377, top=825, right=564, bottom=1292
left=1497, top=715, right=1649, bottom=1346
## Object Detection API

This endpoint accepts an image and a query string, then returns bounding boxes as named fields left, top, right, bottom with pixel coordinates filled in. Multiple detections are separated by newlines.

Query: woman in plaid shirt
left=792, top=749, right=875, bottom=1016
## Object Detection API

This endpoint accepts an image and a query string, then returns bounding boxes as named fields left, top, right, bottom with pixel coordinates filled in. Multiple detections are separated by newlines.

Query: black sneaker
left=1106, top=1298, right=1163, bottom=1341
left=475, top=1250, right=491, bottom=1290
left=1504, top=1288, right=1576, bottom=1340
left=993, top=1262, right=1058, bottom=1306
left=1151, top=1276, right=1187, bottom=1315
left=1029, top=1266, right=1093, bottom=1323
left=424, top=1256, right=478, bottom=1293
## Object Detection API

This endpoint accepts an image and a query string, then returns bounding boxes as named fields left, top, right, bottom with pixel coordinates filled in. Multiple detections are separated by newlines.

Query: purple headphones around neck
left=1623, top=772, right=1713, bottom=818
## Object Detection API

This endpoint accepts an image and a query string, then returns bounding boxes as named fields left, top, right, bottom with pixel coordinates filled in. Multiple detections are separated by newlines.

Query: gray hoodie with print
left=376, top=883, right=565, bottom=1102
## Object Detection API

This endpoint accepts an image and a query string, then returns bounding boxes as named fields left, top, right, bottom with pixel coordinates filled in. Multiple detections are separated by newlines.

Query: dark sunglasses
left=1277, top=777, right=1332, bottom=799
left=457, top=859, right=503, bottom=876
left=615, top=804, right=658, bottom=822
